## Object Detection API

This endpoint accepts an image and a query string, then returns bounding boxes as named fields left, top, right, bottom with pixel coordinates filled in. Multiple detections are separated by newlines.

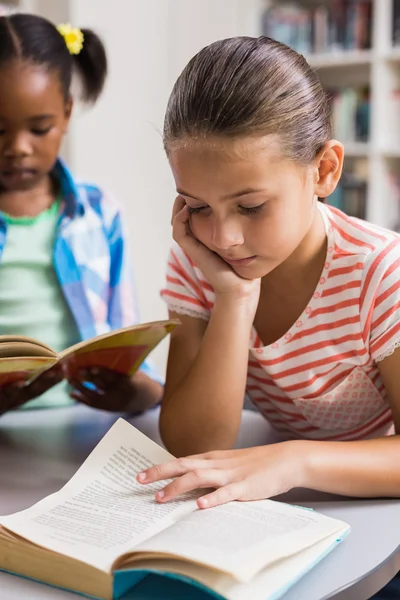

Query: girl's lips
left=222, top=255, right=257, bottom=266
left=0, top=168, right=36, bottom=184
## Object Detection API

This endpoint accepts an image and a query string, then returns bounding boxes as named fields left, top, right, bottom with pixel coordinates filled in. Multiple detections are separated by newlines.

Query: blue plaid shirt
left=0, top=159, right=161, bottom=383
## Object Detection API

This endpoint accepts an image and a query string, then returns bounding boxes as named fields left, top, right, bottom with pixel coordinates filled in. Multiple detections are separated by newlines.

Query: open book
left=0, top=419, right=350, bottom=600
left=0, top=319, right=178, bottom=386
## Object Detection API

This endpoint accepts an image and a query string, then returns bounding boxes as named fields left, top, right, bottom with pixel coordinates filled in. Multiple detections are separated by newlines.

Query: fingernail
left=156, top=490, right=165, bottom=501
left=198, top=498, right=208, bottom=508
left=137, top=472, right=147, bottom=482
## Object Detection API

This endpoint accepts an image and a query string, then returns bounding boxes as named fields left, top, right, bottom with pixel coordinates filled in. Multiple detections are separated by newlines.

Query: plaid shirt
left=0, top=159, right=161, bottom=382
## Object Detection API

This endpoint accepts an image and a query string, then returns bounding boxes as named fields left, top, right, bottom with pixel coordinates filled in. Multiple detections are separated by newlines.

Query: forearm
left=128, top=371, right=163, bottom=413
left=298, top=435, right=400, bottom=497
left=160, top=297, right=254, bottom=456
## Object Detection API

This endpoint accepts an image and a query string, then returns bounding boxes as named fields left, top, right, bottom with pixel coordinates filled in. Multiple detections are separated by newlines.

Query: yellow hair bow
left=56, top=23, right=84, bottom=55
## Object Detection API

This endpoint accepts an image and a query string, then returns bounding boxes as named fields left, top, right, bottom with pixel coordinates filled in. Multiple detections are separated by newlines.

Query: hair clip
left=56, top=23, right=84, bottom=55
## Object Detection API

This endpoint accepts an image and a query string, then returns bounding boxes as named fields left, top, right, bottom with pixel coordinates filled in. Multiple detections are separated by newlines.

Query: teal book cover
left=0, top=524, right=350, bottom=600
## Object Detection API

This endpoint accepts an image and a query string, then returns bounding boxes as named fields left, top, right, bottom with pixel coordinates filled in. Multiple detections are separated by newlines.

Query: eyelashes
left=31, top=127, right=52, bottom=136
left=187, top=206, right=206, bottom=215
left=187, top=203, right=265, bottom=216
left=241, top=204, right=264, bottom=216
left=0, top=127, right=53, bottom=137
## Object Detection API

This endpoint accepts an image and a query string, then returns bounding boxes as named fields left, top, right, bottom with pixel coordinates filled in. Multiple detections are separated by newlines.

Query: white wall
left=64, top=0, right=262, bottom=373
left=67, top=0, right=175, bottom=372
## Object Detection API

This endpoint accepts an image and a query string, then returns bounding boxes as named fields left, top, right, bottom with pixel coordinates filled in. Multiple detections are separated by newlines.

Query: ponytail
left=0, top=13, right=107, bottom=104
left=71, top=28, right=107, bottom=102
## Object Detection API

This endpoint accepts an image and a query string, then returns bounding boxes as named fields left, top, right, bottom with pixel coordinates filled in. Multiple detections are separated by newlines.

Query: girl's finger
left=171, top=195, right=186, bottom=225
left=172, top=205, right=192, bottom=243
left=78, top=372, right=108, bottom=390
left=69, top=379, right=104, bottom=403
left=155, top=468, right=229, bottom=502
left=70, top=390, right=86, bottom=403
left=138, top=457, right=213, bottom=484
left=197, top=482, right=244, bottom=509
left=83, top=367, right=129, bottom=386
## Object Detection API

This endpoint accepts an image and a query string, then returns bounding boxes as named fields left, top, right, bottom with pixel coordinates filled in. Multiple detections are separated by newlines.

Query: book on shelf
left=261, top=0, right=373, bottom=55
left=0, top=418, right=351, bottom=600
left=388, top=171, right=400, bottom=232
left=393, top=0, right=400, bottom=46
left=387, top=89, right=400, bottom=149
left=326, top=175, right=367, bottom=219
left=326, top=158, right=368, bottom=219
left=328, top=86, right=370, bottom=143
left=0, top=319, right=178, bottom=388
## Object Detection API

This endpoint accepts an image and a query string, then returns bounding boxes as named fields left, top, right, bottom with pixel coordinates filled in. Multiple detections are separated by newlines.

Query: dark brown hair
left=164, top=36, right=331, bottom=164
left=0, top=13, right=107, bottom=103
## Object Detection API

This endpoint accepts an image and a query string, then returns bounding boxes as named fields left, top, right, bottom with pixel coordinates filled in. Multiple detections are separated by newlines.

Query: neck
left=263, top=202, right=327, bottom=291
left=0, top=175, right=57, bottom=218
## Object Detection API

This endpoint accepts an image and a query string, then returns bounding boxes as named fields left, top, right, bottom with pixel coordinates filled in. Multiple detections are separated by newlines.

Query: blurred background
left=0, top=0, right=399, bottom=374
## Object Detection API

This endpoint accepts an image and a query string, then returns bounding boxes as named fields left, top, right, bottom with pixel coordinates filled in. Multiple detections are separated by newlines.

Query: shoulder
left=75, top=181, right=123, bottom=230
left=163, top=243, right=214, bottom=318
left=167, top=243, right=211, bottom=287
left=322, top=203, right=400, bottom=276
left=322, top=206, right=400, bottom=341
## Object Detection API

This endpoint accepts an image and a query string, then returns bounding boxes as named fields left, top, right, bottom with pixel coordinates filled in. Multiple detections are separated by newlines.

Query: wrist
left=284, top=440, right=317, bottom=489
left=214, top=291, right=258, bottom=321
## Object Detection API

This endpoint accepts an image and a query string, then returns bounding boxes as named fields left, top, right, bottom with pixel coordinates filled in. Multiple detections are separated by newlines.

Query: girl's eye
left=187, top=205, right=207, bottom=215
left=239, top=203, right=265, bottom=216
left=31, top=127, right=52, bottom=136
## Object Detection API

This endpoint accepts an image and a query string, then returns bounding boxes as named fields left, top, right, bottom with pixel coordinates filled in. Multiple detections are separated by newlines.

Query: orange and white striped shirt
left=161, top=203, right=400, bottom=441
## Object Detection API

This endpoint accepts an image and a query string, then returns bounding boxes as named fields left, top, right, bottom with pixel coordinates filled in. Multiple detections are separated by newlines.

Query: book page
left=134, top=500, right=348, bottom=582
left=0, top=356, right=57, bottom=386
left=129, top=529, right=349, bottom=600
left=60, top=319, right=179, bottom=377
left=0, top=419, right=198, bottom=573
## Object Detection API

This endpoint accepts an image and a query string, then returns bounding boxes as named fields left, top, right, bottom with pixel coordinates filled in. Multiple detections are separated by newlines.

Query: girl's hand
left=137, top=442, right=306, bottom=509
left=69, top=367, right=159, bottom=413
left=172, top=196, right=260, bottom=303
left=0, top=366, right=64, bottom=415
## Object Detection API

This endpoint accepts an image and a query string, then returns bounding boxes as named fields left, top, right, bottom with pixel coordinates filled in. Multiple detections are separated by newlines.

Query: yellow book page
left=0, top=335, right=55, bottom=353
left=0, top=356, right=57, bottom=386
left=59, top=319, right=179, bottom=377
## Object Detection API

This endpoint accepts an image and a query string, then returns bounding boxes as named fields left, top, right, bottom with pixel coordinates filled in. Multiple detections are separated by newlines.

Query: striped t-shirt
left=161, top=203, right=400, bottom=442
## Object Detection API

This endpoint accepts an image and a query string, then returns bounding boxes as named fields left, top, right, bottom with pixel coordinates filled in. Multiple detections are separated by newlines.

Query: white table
left=0, top=405, right=399, bottom=600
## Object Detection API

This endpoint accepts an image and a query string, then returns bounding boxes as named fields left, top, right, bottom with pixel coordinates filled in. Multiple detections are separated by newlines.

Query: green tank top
left=0, top=200, right=80, bottom=408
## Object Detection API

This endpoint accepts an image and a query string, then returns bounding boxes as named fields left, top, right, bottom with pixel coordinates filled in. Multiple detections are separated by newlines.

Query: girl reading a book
left=138, top=36, right=400, bottom=503
left=0, top=14, right=163, bottom=415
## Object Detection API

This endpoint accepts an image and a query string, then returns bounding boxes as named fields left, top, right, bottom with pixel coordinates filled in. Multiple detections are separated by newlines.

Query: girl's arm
left=140, top=348, right=400, bottom=505
left=160, top=197, right=260, bottom=456
left=300, top=347, right=400, bottom=497
left=160, top=298, right=255, bottom=456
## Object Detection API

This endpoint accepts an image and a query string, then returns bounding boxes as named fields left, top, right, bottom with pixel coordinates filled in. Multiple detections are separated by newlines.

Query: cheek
left=256, top=197, right=313, bottom=253
left=48, top=128, right=64, bottom=147
left=189, top=216, right=212, bottom=245
left=37, top=130, right=63, bottom=158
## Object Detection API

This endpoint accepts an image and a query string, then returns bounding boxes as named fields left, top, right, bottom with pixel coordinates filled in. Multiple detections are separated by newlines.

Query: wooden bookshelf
left=253, top=0, right=400, bottom=230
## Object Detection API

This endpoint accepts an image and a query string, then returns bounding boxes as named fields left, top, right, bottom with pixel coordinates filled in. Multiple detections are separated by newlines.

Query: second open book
left=0, top=319, right=178, bottom=386
left=0, top=419, right=350, bottom=600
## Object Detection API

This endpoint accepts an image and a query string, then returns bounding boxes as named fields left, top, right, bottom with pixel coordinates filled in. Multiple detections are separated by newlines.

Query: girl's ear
left=313, top=140, right=344, bottom=199
left=63, top=97, right=73, bottom=133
